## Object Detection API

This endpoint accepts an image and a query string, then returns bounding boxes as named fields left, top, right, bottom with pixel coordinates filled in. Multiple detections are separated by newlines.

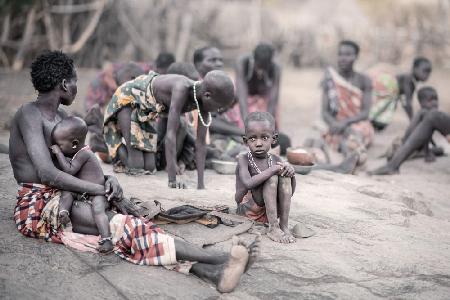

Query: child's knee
left=266, top=175, right=279, bottom=188
left=279, top=177, right=292, bottom=193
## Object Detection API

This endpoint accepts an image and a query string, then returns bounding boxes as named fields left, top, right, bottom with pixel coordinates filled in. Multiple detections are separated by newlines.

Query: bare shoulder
left=237, top=152, right=248, bottom=165
left=17, top=103, right=42, bottom=124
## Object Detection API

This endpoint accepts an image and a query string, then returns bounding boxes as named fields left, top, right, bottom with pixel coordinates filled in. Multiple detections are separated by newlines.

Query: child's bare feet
left=336, top=152, right=359, bottom=174
left=267, top=224, right=292, bottom=243
left=58, top=210, right=70, bottom=226
left=217, top=238, right=250, bottom=293
left=98, top=239, right=114, bottom=254
left=280, top=226, right=296, bottom=243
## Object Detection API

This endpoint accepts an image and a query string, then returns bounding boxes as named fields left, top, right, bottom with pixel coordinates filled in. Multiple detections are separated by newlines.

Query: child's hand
left=50, top=145, right=61, bottom=154
left=269, top=164, right=283, bottom=175
left=276, top=162, right=295, bottom=177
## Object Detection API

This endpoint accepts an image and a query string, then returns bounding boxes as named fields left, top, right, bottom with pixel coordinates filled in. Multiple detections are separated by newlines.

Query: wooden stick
left=63, top=0, right=106, bottom=54
left=12, top=5, right=36, bottom=70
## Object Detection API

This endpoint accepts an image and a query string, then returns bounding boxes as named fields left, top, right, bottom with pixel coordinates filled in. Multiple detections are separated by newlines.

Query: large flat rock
left=2, top=151, right=450, bottom=299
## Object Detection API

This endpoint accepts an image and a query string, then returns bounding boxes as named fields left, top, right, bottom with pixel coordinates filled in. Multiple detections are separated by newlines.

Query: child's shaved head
left=417, top=86, right=438, bottom=111
left=202, top=70, right=234, bottom=107
left=244, top=112, right=275, bottom=133
left=52, top=116, right=88, bottom=141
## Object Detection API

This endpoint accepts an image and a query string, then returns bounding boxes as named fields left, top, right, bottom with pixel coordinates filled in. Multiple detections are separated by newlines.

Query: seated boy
left=397, top=86, right=443, bottom=162
left=104, top=70, right=235, bottom=188
left=235, top=112, right=296, bottom=244
left=50, top=117, right=113, bottom=253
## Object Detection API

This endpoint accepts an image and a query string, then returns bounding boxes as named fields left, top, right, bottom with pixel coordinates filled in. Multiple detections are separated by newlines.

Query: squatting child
left=235, top=112, right=296, bottom=244
left=51, top=116, right=113, bottom=253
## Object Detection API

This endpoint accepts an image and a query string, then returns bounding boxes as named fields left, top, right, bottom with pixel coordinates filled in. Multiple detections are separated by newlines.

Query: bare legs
left=58, top=191, right=73, bottom=226
left=371, top=110, right=450, bottom=175
left=92, top=195, right=113, bottom=252
left=176, top=235, right=261, bottom=293
left=117, top=106, right=156, bottom=172
left=71, top=204, right=261, bottom=293
left=252, top=176, right=295, bottom=243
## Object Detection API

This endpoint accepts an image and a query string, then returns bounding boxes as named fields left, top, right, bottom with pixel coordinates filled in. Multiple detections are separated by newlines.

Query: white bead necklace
left=193, top=81, right=212, bottom=127
left=247, top=151, right=273, bottom=174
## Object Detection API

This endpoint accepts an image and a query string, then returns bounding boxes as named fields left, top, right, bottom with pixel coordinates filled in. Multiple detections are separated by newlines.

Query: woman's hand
left=104, top=175, right=123, bottom=201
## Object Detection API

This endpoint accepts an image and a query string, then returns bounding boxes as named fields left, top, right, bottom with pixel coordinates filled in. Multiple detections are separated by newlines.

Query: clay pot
left=286, top=147, right=314, bottom=166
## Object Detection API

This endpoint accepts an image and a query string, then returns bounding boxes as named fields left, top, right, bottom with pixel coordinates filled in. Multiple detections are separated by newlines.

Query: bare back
left=9, top=103, right=66, bottom=183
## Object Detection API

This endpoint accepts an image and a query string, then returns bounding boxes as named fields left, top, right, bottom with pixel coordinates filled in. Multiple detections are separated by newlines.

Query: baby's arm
left=50, top=145, right=90, bottom=175
left=237, top=154, right=282, bottom=190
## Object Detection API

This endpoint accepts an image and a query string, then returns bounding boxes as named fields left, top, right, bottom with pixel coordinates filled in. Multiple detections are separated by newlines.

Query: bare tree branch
left=175, top=13, right=193, bottom=61
left=116, top=3, right=153, bottom=54
left=1, top=13, right=10, bottom=44
left=51, top=1, right=106, bottom=14
left=12, top=5, right=37, bottom=70
left=43, top=0, right=58, bottom=50
left=62, top=0, right=73, bottom=47
left=62, top=0, right=106, bottom=54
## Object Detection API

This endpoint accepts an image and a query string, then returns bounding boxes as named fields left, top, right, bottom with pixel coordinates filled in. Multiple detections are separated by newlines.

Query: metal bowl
left=293, top=163, right=315, bottom=175
left=211, top=159, right=237, bottom=175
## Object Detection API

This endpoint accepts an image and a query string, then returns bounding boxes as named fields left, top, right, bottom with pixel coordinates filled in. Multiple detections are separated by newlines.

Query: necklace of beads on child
left=193, top=81, right=212, bottom=127
left=247, top=151, right=273, bottom=174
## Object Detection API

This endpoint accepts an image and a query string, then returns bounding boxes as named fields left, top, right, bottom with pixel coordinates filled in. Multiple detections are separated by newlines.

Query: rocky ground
left=1, top=68, right=450, bottom=299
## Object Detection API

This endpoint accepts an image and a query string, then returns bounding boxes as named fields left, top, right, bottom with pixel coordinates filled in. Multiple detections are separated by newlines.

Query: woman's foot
left=234, top=234, right=261, bottom=273
left=98, top=239, right=114, bottom=254
left=368, top=164, right=399, bottom=175
left=217, top=238, right=250, bottom=293
left=58, top=210, right=71, bottom=226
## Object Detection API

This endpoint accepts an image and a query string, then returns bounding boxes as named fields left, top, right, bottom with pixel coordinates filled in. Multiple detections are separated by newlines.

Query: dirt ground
left=1, top=67, right=450, bottom=299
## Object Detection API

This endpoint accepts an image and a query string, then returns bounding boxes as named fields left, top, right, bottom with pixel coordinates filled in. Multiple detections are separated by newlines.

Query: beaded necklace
left=247, top=151, right=272, bottom=174
left=193, top=81, right=212, bottom=127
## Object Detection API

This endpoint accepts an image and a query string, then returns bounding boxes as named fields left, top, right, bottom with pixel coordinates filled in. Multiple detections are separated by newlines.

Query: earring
left=72, top=144, right=77, bottom=149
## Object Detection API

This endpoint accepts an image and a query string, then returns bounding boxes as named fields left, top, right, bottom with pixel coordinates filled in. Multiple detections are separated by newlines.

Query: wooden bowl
left=211, top=159, right=238, bottom=175
left=286, top=147, right=314, bottom=165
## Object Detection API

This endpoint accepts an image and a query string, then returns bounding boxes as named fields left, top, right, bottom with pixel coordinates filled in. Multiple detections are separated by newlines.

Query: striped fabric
left=13, top=183, right=62, bottom=243
left=110, top=214, right=178, bottom=266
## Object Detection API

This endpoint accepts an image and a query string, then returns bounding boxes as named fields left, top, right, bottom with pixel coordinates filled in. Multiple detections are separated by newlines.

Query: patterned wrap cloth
left=236, top=192, right=268, bottom=223
left=322, top=67, right=374, bottom=151
left=14, top=183, right=192, bottom=274
left=103, top=71, right=166, bottom=161
left=367, top=67, right=400, bottom=128
left=14, top=183, right=63, bottom=243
